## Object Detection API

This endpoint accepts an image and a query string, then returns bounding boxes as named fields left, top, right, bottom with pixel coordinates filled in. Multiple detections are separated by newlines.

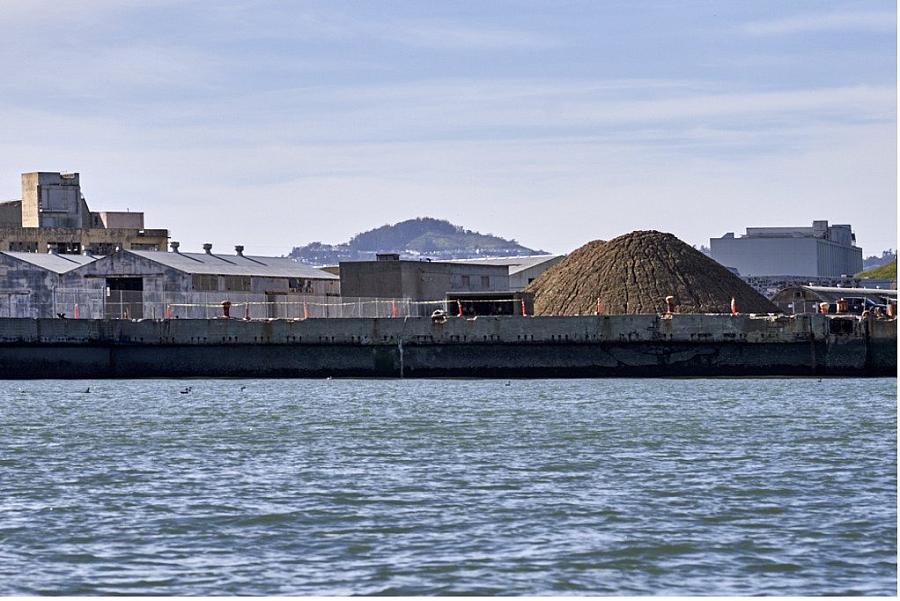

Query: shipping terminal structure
left=0, top=170, right=895, bottom=379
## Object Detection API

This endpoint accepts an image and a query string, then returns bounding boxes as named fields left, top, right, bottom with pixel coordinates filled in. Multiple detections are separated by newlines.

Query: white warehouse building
left=710, top=220, right=863, bottom=278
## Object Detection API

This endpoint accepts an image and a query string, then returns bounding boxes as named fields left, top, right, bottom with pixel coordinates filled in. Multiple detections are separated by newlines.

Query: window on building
left=49, top=242, right=82, bottom=255
left=88, top=243, right=117, bottom=255
left=223, top=276, right=251, bottom=291
left=8, top=241, right=38, bottom=252
left=461, top=275, right=470, bottom=288
left=192, top=274, right=219, bottom=291
left=481, top=275, right=490, bottom=288
left=289, top=278, right=313, bottom=293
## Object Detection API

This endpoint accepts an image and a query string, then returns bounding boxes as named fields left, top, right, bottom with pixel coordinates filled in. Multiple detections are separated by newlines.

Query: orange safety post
left=457, top=300, right=463, bottom=317
left=391, top=300, right=398, bottom=318
left=74, top=303, right=79, bottom=319
left=521, top=299, right=527, bottom=317
left=730, top=297, right=737, bottom=316
left=165, top=304, right=171, bottom=319
left=595, top=297, right=602, bottom=315
left=303, top=301, right=309, bottom=320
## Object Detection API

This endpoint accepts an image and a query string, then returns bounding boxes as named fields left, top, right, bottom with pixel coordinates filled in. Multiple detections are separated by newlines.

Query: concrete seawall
left=0, top=314, right=894, bottom=378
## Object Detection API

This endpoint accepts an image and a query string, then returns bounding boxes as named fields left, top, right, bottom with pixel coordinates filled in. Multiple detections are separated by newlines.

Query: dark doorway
left=106, top=277, right=143, bottom=319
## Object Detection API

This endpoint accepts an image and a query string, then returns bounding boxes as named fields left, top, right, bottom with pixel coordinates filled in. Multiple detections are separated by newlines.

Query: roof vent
left=376, top=253, right=400, bottom=261
left=235, top=245, right=244, bottom=256
left=203, top=243, right=213, bottom=254
left=170, top=241, right=180, bottom=253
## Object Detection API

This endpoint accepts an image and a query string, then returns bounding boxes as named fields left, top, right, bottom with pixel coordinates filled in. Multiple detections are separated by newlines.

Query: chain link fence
left=35, top=289, right=454, bottom=320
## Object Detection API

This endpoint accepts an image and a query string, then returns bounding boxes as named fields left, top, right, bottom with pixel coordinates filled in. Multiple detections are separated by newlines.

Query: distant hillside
left=289, top=217, right=544, bottom=265
left=857, top=259, right=897, bottom=280
left=863, top=250, right=896, bottom=270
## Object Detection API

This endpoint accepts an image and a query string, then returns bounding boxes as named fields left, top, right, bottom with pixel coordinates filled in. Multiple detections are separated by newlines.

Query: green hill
left=289, top=217, right=544, bottom=265
left=857, top=259, right=897, bottom=280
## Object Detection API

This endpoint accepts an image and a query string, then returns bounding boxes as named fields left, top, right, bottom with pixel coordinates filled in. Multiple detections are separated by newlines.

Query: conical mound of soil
left=527, top=230, right=778, bottom=315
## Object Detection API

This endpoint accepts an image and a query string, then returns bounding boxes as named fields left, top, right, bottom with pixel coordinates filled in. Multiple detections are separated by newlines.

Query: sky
left=0, top=0, right=895, bottom=256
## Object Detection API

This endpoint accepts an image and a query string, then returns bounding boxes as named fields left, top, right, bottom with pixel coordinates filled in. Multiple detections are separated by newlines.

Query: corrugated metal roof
left=803, top=286, right=896, bottom=296
left=127, top=250, right=338, bottom=279
left=0, top=251, right=100, bottom=274
left=445, top=255, right=562, bottom=274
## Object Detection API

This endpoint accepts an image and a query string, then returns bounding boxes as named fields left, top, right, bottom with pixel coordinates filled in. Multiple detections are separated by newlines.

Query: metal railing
left=2, top=288, right=529, bottom=320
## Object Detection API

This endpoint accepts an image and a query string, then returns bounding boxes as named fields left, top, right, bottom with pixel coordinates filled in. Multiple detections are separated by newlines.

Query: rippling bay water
left=0, top=378, right=895, bottom=595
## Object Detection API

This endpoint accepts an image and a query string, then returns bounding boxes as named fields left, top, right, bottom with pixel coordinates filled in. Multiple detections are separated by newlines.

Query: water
left=0, top=378, right=895, bottom=595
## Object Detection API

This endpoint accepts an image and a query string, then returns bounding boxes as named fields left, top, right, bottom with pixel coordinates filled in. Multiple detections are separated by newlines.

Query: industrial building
left=67, top=243, right=339, bottom=319
left=445, top=255, right=564, bottom=291
left=0, top=171, right=169, bottom=254
left=339, top=254, right=516, bottom=315
left=771, top=285, right=897, bottom=315
left=0, top=251, right=98, bottom=318
left=710, top=220, right=863, bottom=278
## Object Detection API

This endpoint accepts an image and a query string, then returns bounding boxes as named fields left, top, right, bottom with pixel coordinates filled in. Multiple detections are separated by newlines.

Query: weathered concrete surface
left=0, top=314, right=893, bottom=378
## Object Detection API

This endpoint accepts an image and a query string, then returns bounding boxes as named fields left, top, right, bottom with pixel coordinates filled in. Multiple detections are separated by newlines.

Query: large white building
left=710, top=220, right=863, bottom=278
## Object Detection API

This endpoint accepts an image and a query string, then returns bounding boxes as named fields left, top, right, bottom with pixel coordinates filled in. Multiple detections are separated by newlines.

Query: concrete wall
left=0, top=314, right=892, bottom=377
left=0, top=226, right=169, bottom=253
left=20, top=172, right=41, bottom=228
left=20, top=172, right=91, bottom=229
left=340, top=260, right=510, bottom=301
left=0, top=201, right=21, bottom=227
left=0, top=254, right=58, bottom=318
left=99, top=211, right=144, bottom=229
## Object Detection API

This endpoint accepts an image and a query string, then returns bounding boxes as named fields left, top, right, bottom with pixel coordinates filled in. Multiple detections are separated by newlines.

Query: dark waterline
left=0, top=378, right=895, bottom=595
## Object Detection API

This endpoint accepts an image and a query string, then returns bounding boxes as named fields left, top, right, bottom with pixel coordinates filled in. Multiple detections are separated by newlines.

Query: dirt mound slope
left=527, top=230, right=778, bottom=315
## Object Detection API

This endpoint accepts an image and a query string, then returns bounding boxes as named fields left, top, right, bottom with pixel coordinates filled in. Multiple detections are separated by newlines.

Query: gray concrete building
left=68, top=243, right=340, bottom=319
left=339, top=254, right=510, bottom=300
left=446, top=255, right=564, bottom=291
left=710, top=220, right=863, bottom=278
left=0, top=171, right=169, bottom=254
left=0, top=251, right=98, bottom=318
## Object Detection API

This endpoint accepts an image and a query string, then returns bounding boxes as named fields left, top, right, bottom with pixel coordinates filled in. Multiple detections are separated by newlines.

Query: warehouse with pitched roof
left=69, top=243, right=339, bottom=319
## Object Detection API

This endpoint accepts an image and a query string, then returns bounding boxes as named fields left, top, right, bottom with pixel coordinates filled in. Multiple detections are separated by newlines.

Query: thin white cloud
left=372, top=19, right=562, bottom=50
left=743, top=11, right=896, bottom=35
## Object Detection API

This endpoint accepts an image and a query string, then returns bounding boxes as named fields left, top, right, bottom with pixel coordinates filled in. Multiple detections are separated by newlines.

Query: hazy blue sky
left=0, top=1, right=895, bottom=255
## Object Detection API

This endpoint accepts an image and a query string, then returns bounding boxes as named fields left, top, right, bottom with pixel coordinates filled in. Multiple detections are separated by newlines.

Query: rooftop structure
left=445, top=254, right=564, bottom=291
left=710, top=220, right=863, bottom=278
left=0, top=171, right=168, bottom=254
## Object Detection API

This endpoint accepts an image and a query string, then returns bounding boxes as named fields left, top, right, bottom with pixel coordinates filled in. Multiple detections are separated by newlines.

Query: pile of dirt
left=527, top=230, right=778, bottom=315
